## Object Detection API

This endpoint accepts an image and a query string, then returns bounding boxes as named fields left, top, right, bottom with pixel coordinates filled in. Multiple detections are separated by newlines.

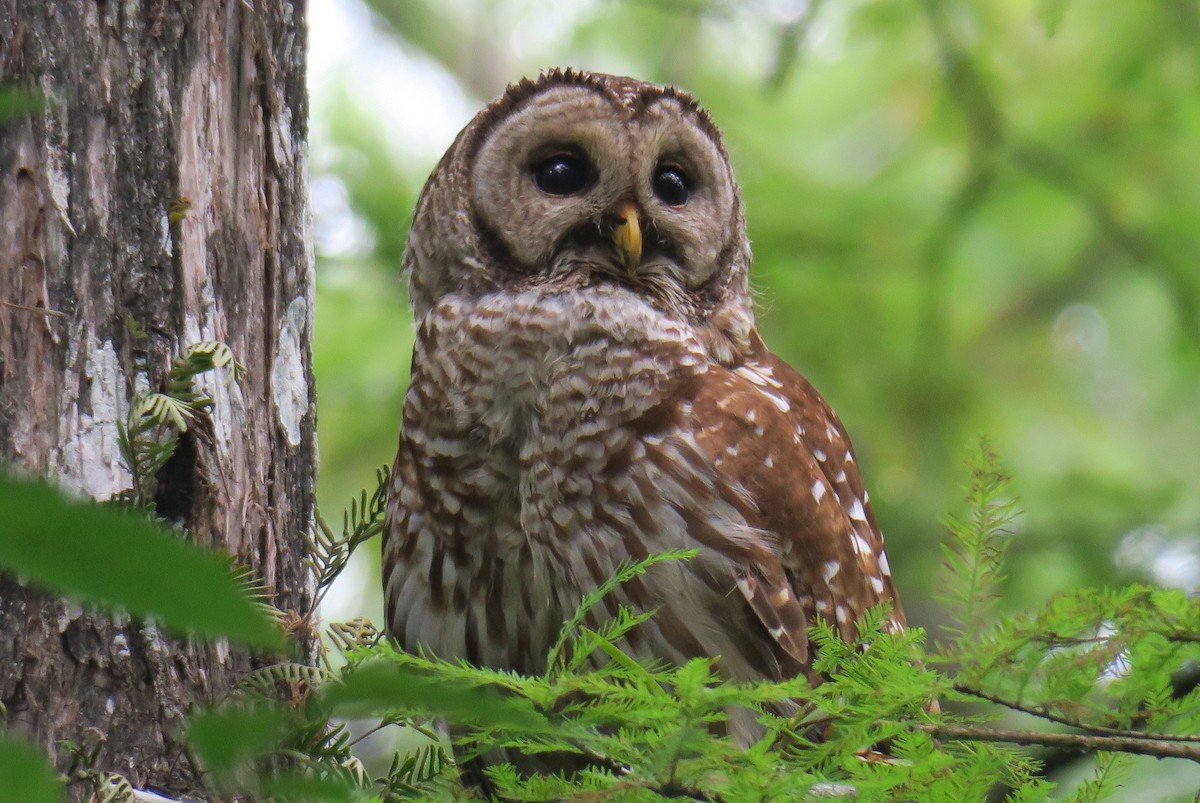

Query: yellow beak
left=612, top=200, right=642, bottom=274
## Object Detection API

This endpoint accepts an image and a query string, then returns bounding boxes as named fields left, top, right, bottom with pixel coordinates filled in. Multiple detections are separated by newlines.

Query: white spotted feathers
left=381, top=71, right=908, bottom=755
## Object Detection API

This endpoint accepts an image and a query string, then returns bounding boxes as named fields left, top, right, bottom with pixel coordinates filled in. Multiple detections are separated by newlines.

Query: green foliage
left=116, top=339, right=246, bottom=509
left=0, top=732, right=62, bottom=803
left=0, top=85, right=43, bottom=120
left=189, top=704, right=299, bottom=779
left=308, top=465, right=392, bottom=611
left=0, top=474, right=282, bottom=650
left=953, top=583, right=1200, bottom=737
left=189, top=702, right=367, bottom=801
left=937, top=438, right=1019, bottom=644
left=7, top=433, right=1200, bottom=799
left=190, top=442, right=1189, bottom=802
left=60, top=723, right=143, bottom=800
left=388, top=740, right=454, bottom=793
left=197, top=583, right=1024, bottom=801
left=545, top=548, right=697, bottom=678
left=1065, top=752, right=1132, bottom=803
left=186, top=643, right=461, bottom=800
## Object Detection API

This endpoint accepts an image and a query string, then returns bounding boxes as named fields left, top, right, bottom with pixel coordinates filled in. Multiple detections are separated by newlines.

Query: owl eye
left=652, top=165, right=690, bottom=206
left=533, top=153, right=592, bottom=196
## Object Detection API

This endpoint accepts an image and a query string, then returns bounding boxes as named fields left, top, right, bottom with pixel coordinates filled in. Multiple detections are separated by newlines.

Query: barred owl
left=382, top=69, right=904, bottom=740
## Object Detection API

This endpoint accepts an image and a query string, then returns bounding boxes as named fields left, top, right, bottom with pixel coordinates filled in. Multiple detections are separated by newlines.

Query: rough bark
left=0, top=1, right=315, bottom=796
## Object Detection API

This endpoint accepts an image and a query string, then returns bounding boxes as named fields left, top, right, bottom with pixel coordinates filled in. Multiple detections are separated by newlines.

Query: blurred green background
left=310, top=0, right=1200, bottom=671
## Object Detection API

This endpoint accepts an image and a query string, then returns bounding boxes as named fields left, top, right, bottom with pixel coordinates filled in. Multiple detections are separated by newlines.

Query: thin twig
left=572, top=738, right=721, bottom=801
left=0, top=299, right=66, bottom=317
left=907, top=722, right=1200, bottom=763
left=767, top=0, right=828, bottom=90
left=576, top=742, right=630, bottom=778
left=345, top=720, right=393, bottom=748
left=951, top=683, right=1200, bottom=744
left=571, top=778, right=717, bottom=802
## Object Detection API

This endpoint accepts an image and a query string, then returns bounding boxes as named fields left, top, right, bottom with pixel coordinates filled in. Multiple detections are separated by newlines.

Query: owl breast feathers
left=382, top=69, right=905, bottom=739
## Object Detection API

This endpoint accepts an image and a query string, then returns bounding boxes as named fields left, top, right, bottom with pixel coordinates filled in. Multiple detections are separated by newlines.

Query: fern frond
left=112, top=339, right=245, bottom=510
left=306, top=465, right=391, bottom=608
left=141, top=392, right=195, bottom=432
left=170, top=339, right=246, bottom=390
left=239, top=663, right=334, bottom=700
left=384, top=741, right=454, bottom=794
left=94, top=772, right=135, bottom=803
left=327, top=618, right=384, bottom=653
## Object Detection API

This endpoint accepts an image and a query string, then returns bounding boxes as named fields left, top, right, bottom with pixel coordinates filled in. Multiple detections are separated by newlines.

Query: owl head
left=404, top=69, right=755, bottom=364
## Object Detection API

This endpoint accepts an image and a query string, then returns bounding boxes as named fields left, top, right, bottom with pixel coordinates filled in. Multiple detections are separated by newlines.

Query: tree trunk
left=0, top=1, right=315, bottom=796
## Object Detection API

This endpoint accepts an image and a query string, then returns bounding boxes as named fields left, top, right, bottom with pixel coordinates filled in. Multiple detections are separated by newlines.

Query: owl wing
left=682, top=333, right=904, bottom=676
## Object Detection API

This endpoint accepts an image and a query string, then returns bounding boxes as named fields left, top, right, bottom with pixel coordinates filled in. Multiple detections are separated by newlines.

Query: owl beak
left=611, top=200, right=643, bottom=274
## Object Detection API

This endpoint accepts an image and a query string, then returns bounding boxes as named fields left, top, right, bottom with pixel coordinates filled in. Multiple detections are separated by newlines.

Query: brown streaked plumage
left=382, top=68, right=905, bottom=756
